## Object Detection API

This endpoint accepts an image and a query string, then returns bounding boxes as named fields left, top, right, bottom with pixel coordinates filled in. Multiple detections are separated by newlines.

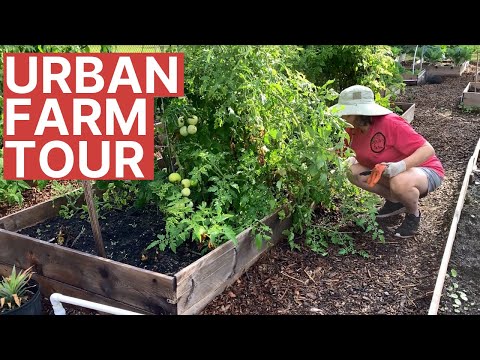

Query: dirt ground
left=201, top=66, right=480, bottom=315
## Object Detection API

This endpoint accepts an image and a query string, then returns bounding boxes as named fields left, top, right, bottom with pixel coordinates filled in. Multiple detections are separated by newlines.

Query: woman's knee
left=389, top=175, right=417, bottom=195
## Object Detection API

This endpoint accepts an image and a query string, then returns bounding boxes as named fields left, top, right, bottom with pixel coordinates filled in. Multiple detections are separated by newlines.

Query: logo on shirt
left=370, top=132, right=386, bottom=153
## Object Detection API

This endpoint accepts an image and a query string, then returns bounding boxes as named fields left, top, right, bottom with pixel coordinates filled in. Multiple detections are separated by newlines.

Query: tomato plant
left=142, top=45, right=385, bottom=255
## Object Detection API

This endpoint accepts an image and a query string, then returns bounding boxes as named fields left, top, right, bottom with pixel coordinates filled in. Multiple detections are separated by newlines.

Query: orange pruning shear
left=359, top=163, right=387, bottom=187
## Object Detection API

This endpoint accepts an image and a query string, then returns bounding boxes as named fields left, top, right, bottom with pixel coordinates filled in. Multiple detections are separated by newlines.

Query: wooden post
left=81, top=180, right=106, bottom=258
left=475, top=49, right=479, bottom=93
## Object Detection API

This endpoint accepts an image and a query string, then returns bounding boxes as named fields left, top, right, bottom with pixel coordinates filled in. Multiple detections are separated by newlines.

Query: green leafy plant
left=446, top=45, right=473, bottom=66
left=58, top=189, right=84, bottom=220
left=423, top=45, right=444, bottom=64
left=0, top=148, right=31, bottom=205
left=293, top=45, right=405, bottom=98
left=0, top=265, right=35, bottom=311
left=458, top=102, right=480, bottom=114
left=442, top=268, right=474, bottom=313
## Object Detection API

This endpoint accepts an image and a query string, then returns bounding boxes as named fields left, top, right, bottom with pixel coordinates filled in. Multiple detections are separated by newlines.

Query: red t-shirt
left=346, top=113, right=444, bottom=178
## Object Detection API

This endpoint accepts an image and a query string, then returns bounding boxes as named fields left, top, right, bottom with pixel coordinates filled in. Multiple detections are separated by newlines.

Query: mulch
left=201, top=65, right=480, bottom=315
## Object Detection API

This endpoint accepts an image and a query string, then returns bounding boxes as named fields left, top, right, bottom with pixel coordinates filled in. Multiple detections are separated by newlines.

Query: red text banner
left=3, top=52, right=184, bottom=180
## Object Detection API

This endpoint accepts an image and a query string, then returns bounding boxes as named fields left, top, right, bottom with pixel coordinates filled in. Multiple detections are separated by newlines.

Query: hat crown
left=338, top=85, right=375, bottom=105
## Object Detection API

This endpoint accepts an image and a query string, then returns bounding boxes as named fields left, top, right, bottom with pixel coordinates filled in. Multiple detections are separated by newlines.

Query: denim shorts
left=418, top=167, right=443, bottom=194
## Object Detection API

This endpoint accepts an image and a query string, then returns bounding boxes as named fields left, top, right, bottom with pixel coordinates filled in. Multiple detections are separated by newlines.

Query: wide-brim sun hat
left=329, top=85, right=392, bottom=117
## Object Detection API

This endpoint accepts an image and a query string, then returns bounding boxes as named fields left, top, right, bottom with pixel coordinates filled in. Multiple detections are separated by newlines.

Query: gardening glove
left=367, top=163, right=387, bottom=187
left=382, top=160, right=406, bottom=178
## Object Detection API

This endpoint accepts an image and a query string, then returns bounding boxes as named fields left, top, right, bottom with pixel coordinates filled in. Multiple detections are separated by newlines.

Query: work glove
left=382, top=160, right=406, bottom=178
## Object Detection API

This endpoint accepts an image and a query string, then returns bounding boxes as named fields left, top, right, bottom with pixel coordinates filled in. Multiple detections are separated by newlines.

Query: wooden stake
left=476, top=49, right=479, bottom=93
left=81, top=180, right=106, bottom=258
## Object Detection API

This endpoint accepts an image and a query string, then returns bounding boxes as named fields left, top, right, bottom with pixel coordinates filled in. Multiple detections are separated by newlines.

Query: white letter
left=35, top=99, right=69, bottom=135
left=6, top=56, right=37, bottom=94
left=73, top=99, right=101, bottom=135
left=4, top=141, right=36, bottom=178
left=108, top=57, right=141, bottom=93
left=116, top=141, right=144, bottom=178
left=39, top=141, right=74, bottom=178
left=43, top=57, right=72, bottom=94
left=146, top=56, right=177, bottom=94
left=6, top=98, right=31, bottom=135
left=106, top=98, right=145, bottom=135
left=79, top=141, right=109, bottom=178
left=76, top=57, right=104, bottom=93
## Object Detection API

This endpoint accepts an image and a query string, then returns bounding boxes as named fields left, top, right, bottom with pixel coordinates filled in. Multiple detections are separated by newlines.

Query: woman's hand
left=382, top=160, right=406, bottom=178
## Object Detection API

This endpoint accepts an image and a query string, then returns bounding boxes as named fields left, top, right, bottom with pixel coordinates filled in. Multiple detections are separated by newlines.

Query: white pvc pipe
left=50, top=293, right=143, bottom=315
left=413, top=45, right=419, bottom=74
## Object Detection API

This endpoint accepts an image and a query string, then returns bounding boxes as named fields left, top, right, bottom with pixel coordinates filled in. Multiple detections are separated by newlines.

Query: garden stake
left=476, top=49, right=478, bottom=93
left=81, top=180, right=106, bottom=258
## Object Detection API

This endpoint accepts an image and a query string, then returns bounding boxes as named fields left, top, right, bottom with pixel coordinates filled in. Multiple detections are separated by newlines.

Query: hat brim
left=329, top=103, right=392, bottom=117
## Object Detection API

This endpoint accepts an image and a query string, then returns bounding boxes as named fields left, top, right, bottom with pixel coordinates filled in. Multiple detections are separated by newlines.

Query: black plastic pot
left=1, top=279, right=43, bottom=315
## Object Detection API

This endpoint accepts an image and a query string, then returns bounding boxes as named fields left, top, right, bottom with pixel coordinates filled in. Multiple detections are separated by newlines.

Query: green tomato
left=168, top=172, right=182, bottom=183
left=181, top=187, right=191, bottom=197
left=187, top=125, right=197, bottom=134
left=179, top=126, right=189, bottom=136
left=181, top=179, right=191, bottom=188
left=187, top=115, right=199, bottom=125
left=177, top=116, right=185, bottom=127
left=189, top=179, right=197, bottom=187
left=186, top=201, right=194, bottom=208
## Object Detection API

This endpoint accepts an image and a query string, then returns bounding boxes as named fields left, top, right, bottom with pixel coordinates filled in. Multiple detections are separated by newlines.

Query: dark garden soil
left=438, top=171, right=480, bottom=315
left=19, top=204, right=202, bottom=276
left=201, top=65, right=480, bottom=315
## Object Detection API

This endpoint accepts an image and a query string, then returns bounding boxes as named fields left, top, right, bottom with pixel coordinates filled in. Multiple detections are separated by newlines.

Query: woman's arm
left=383, top=142, right=435, bottom=177
left=403, top=141, right=435, bottom=169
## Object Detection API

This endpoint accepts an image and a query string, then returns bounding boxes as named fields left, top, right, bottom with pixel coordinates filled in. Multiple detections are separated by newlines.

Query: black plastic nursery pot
left=1, top=279, right=43, bottom=315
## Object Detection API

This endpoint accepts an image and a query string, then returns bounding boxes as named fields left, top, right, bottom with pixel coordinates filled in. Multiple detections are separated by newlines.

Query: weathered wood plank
left=462, top=82, right=480, bottom=107
left=181, top=213, right=292, bottom=315
left=426, top=61, right=469, bottom=77
left=402, top=69, right=426, bottom=86
left=395, top=102, right=415, bottom=124
left=463, top=95, right=480, bottom=107
left=0, top=263, right=152, bottom=314
left=0, top=229, right=176, bottom=314
left=176, top=210, right=292, bottom=314
left=0, top=191, right=81, bottom=232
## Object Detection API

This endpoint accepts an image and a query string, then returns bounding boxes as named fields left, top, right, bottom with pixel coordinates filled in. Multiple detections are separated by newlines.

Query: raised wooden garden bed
left=461, top=82, right=480, bottom=108
left=395, top=102, right=415, bottom=124
left=0, top=193, right=291, bottom=315
left=429, top=137, right=480, bottom=315
left=402, top=69, right=426, bottom=86
left=425, top=61, right=469, bottom=77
